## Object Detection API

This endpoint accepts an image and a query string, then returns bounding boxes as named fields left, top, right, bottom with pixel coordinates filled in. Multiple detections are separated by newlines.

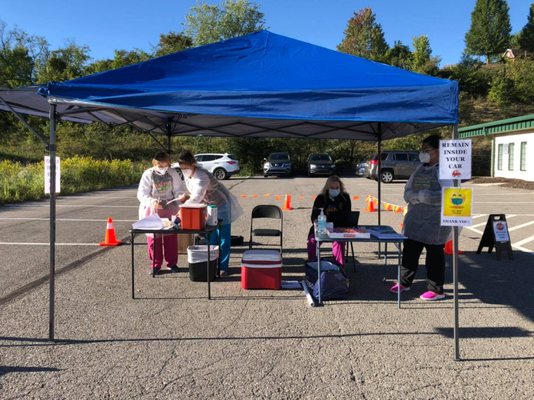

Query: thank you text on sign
left=44, top=156, right=61, bottom=194
left=439, top=139, right=471, bottom=180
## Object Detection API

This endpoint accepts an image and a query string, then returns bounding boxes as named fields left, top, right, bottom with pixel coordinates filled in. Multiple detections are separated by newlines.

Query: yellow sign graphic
left=443, top=188, right=472, bottom=217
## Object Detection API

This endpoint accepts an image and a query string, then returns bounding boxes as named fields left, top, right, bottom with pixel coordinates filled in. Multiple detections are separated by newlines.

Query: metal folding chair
left=249, top=205, right=283, bottom=256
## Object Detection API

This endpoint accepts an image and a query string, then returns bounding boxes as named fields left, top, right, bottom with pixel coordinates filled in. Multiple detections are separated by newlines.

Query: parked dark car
left=263, top=152, right=292, bottom=177
left=355, top=161, right=368, bottom=176
left=307, top=153, right=336, bottom=176
left=366, top=151, right=421, bottom=183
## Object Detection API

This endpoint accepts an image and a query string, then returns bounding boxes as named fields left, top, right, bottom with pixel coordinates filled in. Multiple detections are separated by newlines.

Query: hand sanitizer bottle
left=317, top=208, right=327, bottom=238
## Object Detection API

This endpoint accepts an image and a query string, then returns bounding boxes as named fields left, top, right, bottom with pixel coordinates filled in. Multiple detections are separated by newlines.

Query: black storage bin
left=187, top=245, right=219, bottom=282
left=189, top=258, right=218, bottom=282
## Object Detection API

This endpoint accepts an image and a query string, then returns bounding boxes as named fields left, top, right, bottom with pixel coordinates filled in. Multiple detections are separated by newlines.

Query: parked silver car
left=367, top=151, right=421, bottom=183
left=263, top=152, right=292, bottom=177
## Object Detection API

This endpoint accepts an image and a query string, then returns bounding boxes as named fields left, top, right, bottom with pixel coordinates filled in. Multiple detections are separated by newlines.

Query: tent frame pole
left=0, top=95, right=48, bottom=147
left=452, top=124, right=460, bottom=360
left=377, top=125, right=383, bottom=258
left=166, top=119, right=173, bottom=154
left=377, top=124, right=382, bottom=228
left=48, top=104, right=57, bottom=342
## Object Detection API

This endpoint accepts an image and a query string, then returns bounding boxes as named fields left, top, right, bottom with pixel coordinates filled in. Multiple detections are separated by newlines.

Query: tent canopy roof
left=0, top=30, right=458, bottom=141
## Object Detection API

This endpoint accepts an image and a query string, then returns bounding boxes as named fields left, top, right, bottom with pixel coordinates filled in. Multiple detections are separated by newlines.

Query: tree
left=0, top=45, right=33, bottom=88
left=506, top=59, right=534, bottom=103
left=518, top=3, right=534, bottom=52
left=464, top=0, right=512, bottom=63
left=337, top=8, right=389, bottom=62
left=85, top=49, right=152, bottom=74
left=386, top=40, right=412, bottom=69
left=154, top=32, right=193, bottom=56
left=36, top=42, right=90, bottom=83
left=487, top=74, right=514, bottom=105
left=184, top=0, right=266, bottom=47
left=0, top=21, right=49, bottom=86
left=411, top=35, right=440, bottom=75
left=438, top=53, right=490, bottom=97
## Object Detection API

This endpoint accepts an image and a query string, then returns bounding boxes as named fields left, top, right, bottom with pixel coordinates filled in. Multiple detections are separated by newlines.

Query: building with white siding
left=459, top=114, right=534, bottom=182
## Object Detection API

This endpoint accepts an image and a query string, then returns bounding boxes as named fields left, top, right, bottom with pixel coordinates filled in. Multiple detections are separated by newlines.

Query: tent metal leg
left=48, top=104, right=57, bottom=342
left=452, top=124, right=460, bottom=361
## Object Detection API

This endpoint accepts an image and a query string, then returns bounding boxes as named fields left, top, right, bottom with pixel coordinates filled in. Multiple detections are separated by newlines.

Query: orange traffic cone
left=365, top=195, right=376, bottom=212
left=99, top=217, right=122, bottom=246
left=444, top=240, right=464, bottom=255
left=282, top=194, right=293, bottom=210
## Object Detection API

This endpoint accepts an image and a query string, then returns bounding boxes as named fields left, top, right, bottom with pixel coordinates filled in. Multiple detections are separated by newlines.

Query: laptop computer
left=328, top=211, right=360, bottom=228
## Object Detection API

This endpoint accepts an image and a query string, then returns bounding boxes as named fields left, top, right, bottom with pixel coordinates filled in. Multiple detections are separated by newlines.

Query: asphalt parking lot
left=1, top=176, right=533, bottom=399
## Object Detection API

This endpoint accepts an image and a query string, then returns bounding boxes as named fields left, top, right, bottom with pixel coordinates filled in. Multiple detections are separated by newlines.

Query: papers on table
left=366, top=227, right=406, bottom=240
left=327, top=227, right=371, bottom=239
left=132, top=214, right=166, bottom=230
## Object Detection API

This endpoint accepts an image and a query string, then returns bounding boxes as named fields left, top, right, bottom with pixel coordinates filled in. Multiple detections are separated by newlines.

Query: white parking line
left=514, top=235, right=534, bottom=247
left=59, top=196, right=135, bottom=199
left=2, top=205, right=137, bottom=208
left=0, top=242, right=99, bottom=246
left=464, top=225, right=534, bottom=254
left=475, top=202, right=533, bottom=204
left=508, top=221, right=534, bottom=232
left=0, top=217, right=137, bottom=222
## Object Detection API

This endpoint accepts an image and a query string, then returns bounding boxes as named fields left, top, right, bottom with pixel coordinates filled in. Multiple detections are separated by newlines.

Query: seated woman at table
left=307, top=175, right=352, bottom=268
left=137, top=151, right=187, bottom=275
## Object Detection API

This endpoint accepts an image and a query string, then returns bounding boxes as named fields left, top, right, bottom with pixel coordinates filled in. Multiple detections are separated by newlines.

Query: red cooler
left=241, top=249, right=282, bottom=290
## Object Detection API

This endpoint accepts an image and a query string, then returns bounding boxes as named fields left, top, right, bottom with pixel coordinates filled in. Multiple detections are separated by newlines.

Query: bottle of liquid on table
left=317, top=208, right=327, bottom=238
left=207, top=205, right=218, bottom=226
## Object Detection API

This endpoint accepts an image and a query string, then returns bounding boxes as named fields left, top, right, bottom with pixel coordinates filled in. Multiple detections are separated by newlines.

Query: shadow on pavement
left=434, top=326, right=532, bottom=338
left=454, top=251, right=534, bottom=322
left=0, top=365, right=61, bottom=377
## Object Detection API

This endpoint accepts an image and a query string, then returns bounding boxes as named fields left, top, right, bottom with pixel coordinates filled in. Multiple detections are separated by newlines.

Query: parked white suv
left=193, top=153, right=240, bottom=180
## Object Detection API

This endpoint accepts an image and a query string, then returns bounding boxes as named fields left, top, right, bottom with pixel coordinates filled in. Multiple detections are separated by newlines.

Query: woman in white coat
left=137, top=152, right=186, bottom=274
left=176, top=151, right=242, bottom=276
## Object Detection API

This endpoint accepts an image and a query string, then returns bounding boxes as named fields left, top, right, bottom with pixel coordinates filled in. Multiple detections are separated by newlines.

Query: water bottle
left=207, top=205, right=218, bottom=226
left=317, top=208, right=327, bottom=238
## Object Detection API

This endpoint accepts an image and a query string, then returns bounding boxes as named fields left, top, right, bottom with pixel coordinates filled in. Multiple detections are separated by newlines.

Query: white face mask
left=329, top=189, right=340, bottom=198
left=181, top=168, right=193, bottom=179
left=419, top=152, right=431, bottom=163
left=156, top=166, right=168, bottom=174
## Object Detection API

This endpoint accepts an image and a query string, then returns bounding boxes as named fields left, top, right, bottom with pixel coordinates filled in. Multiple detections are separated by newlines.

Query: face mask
left=419, top=152, right=431, bottom=163
left=329, top=189, right=340, bottom=197
left=181, top=168, right=192, bottom=179
left=156, top=166, right=168, bottom=174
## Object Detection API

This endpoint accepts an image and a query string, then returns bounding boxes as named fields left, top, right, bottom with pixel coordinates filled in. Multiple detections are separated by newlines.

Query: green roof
left=458, top=114, right=534, bottom=139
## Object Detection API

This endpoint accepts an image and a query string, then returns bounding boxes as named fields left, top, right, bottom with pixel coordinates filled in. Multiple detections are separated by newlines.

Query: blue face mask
left=329, top=189, right=340, bottom=197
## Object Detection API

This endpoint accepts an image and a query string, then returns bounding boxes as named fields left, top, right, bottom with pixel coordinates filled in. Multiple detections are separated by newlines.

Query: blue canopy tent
left=0, top=31, right=461, bottom=354
left=1, top=30, right=458, bottom=140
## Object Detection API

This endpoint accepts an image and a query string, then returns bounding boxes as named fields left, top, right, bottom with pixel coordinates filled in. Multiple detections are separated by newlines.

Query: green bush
left=0, top=157, right=145, bottom=204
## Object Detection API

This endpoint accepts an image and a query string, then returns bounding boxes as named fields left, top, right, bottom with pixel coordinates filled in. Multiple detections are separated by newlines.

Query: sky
left=0, top=0, right=531, bottom=67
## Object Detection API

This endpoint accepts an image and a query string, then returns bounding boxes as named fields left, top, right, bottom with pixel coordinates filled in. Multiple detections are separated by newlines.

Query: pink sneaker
left=389, top=283, right=410, bottom=293
left=419, top=291, right=445, bottom=301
